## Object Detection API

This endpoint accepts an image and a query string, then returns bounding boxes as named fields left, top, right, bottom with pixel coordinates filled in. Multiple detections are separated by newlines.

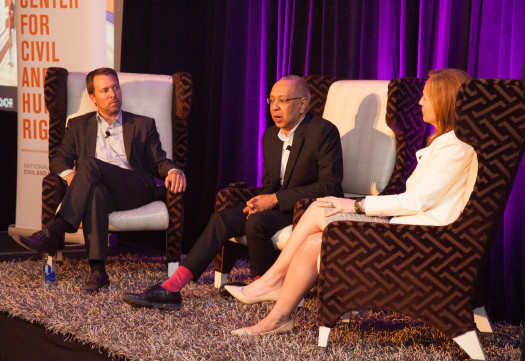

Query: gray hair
left=279, top=75, right=311, bottom=102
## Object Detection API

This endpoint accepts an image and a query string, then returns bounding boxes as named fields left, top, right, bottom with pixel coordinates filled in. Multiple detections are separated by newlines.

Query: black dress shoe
left=11, top=229, right=61, bottom=254
left=82, top=271, right=110, bottom=293
left=123, top=283, right=182, bottom=310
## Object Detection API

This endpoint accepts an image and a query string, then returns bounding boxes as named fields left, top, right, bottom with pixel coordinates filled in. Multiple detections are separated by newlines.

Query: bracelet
left=169, top=168, right=185, bottom=178
left=354, top=200, right=365, bottom=214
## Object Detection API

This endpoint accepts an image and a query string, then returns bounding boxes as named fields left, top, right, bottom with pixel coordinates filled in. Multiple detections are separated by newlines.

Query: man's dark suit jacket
left=180, top=111, right=343, bottom=278
left=50, top=111, right=177, bottom=194
left=261, top=112, right=344, bottom=211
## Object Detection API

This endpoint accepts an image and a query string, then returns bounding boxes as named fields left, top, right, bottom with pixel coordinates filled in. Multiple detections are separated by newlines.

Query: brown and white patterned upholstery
left=213, top=77, right=428, bottom=288
left=305, top=75, right=340, bottom=116
left=42, top=67, right=192, bottom=271
left=317, top=78, right=525, bottom=360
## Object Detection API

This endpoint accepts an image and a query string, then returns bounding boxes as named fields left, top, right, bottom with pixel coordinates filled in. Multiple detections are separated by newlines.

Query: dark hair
left=426, top=68, right=471, bottom=142
left=86, top=67, right=119, bottom=95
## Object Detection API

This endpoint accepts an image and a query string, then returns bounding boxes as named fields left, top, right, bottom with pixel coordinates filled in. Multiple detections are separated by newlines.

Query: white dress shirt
left=95, top=111, right=131, bottom=170
left=277, top=116, right=305, bottom=185
left=59, top=110, right=130, bottom=180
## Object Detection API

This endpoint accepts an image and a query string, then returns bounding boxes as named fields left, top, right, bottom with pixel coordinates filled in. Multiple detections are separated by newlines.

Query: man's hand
left=165, top=169, right=186, bottom=193
left=242, top=194, right=278, bottom=218
left=65, top=172, right=75, bottom=186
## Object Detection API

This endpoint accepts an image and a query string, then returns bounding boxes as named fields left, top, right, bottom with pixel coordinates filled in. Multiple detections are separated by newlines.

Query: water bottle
left=42, top=255, right=56, bottom=289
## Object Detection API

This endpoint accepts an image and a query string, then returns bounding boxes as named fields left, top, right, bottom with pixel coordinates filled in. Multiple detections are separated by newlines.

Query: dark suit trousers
left=57, top=157, right=156, bottom=261
left=182, top=204, right=293, bottom=279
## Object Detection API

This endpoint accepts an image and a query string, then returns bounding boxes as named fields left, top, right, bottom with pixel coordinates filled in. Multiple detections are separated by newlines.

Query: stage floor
left=0, top=231, right=522, bottom=360
left=0, top=230, right=164, bottom=360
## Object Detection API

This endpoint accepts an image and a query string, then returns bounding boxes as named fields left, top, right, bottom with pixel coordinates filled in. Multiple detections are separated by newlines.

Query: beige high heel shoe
left=224, top=285, right=280, bottom=304
left=231, top=319, right=294, bottom=335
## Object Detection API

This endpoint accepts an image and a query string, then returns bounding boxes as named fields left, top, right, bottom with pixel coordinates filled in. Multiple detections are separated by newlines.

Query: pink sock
left=162, top=265, right=193, bottom=292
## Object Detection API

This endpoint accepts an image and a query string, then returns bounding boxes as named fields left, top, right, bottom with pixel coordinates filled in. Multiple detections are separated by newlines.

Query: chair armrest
left=42, top=174, right=67, bottom=228
left=166, top=189, right=184, bottom=263
left=212, top=186, right=260, bottom=276
left=317, top=220, right=479, bottom=339
left=214, top=186, right=261, bottom=212
left=292, top=198, right=316, bottom=228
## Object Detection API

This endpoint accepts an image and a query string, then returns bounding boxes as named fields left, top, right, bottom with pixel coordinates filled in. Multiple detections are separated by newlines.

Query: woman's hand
left=316, top=196, right=356, bottom=217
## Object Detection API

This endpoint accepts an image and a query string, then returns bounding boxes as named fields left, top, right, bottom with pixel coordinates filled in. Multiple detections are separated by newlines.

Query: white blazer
left=364, top=130, right=478, bottom=226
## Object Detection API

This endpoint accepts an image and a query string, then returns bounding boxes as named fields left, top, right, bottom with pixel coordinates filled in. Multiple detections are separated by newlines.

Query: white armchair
left=42, top=67, right=192, bottom=275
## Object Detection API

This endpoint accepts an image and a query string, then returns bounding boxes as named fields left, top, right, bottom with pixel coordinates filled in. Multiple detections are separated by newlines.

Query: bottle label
left=43, top=264, right=56, bottom=284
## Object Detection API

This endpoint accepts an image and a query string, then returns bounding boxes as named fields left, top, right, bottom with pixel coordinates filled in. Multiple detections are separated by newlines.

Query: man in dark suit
left=12, top=68, right=186, bottom=293
left=123, top=75, right=343, bottom=310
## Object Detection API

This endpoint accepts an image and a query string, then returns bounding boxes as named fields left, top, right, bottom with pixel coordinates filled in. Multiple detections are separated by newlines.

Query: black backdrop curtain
left=121, top=0, right=525, bottom=324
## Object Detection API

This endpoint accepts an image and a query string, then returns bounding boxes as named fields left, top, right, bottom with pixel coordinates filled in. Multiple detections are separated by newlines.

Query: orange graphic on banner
left=20, top=14, right=49, bottom=35
left=21, top=67, right=49, bottom=88
left=19, top=6, right=62, bottom=142
left=22, top=92, right=48, bottom=114
left=23, top=118, right=48, bottom=140
left=21, top=41, right=59, bottom=62
left=20, top=0, right=79, bottom=9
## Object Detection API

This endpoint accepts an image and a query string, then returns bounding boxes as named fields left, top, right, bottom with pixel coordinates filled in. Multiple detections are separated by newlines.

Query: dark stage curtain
left=121, top=0, right=525, bottom=324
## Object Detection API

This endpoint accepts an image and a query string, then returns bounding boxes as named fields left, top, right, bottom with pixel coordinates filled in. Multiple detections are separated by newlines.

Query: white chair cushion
left=57, top=199, right=169, bottom=233
left=323, top=80, right=395, bottom=196
left=66, top=72, right=174, bottom=158
left=229, top=224, right=293, bottom=250
left=108, top=200, right=169, bottom=231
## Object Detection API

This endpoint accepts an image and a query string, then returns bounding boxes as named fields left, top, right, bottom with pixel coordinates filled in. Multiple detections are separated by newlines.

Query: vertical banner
left=12, top=0, right=106, bottom=233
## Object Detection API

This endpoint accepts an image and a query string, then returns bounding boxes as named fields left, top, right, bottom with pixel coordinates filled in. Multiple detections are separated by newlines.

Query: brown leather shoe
left=11, top=229, right=61, bottom=254
left=82, top=271, right=110, bottom=293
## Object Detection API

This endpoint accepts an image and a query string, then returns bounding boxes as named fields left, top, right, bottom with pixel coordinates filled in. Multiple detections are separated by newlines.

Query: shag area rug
left=0, top=254, right=521, bottom=360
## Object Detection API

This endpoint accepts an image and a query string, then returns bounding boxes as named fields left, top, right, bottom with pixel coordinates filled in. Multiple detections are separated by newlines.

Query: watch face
left=354, top=200, right=363, bottom=214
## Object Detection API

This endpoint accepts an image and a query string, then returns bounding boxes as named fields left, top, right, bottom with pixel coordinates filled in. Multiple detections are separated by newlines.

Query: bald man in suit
left=123, top=75, right=344, bottom=310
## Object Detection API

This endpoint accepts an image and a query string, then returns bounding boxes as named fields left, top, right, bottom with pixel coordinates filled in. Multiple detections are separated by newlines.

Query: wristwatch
left=354, top=200, right=365, bottom=214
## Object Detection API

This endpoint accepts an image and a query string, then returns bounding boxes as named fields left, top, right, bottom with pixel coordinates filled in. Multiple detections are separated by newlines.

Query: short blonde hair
left=426, top=68, right=471, bottom=142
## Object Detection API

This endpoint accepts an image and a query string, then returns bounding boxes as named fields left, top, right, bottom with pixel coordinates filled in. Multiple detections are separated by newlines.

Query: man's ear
left=299, top=97, right=309, bottom=114
left=89, top=93, right=96, bottom=106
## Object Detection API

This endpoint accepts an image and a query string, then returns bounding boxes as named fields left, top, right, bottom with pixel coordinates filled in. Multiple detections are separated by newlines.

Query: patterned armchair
left=317, top=78, right=525, bottom=360
left=42, top=67, right=192, bottom=274
left=212, top=77, right=429, bottom=288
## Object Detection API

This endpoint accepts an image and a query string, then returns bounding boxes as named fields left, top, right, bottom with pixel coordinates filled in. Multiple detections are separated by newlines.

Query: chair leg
left=213, top=241, right=247, bottom=281
left=297, top=298, right=304, bottom=308
left=107, top=233, right=118, bottom=248
left=167, top=262, right=179, bottom=277
left=453, top=330, right=486, bottom=360
left=55, top=249, right=63, bottom=263
left=341, top=311, right=351, bottom=323
left=473, top=306, right=493, bottom=334
left=318, top=326, right=331, bottom=347
left=214, top=271, right=229, bottom=288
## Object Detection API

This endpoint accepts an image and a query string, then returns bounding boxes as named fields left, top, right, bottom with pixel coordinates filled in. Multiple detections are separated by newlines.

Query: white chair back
left=66, top=72, right=174, bottom=158
left=323, top=80, right=394, bottom=196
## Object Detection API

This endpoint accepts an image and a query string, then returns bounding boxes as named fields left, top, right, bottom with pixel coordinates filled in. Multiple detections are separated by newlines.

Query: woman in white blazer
left=226, top=68, right=478, bottom=335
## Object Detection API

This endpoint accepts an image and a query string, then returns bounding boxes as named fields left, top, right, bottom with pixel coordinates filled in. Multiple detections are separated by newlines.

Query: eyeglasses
left=267, top=97, right=304, bottom=106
